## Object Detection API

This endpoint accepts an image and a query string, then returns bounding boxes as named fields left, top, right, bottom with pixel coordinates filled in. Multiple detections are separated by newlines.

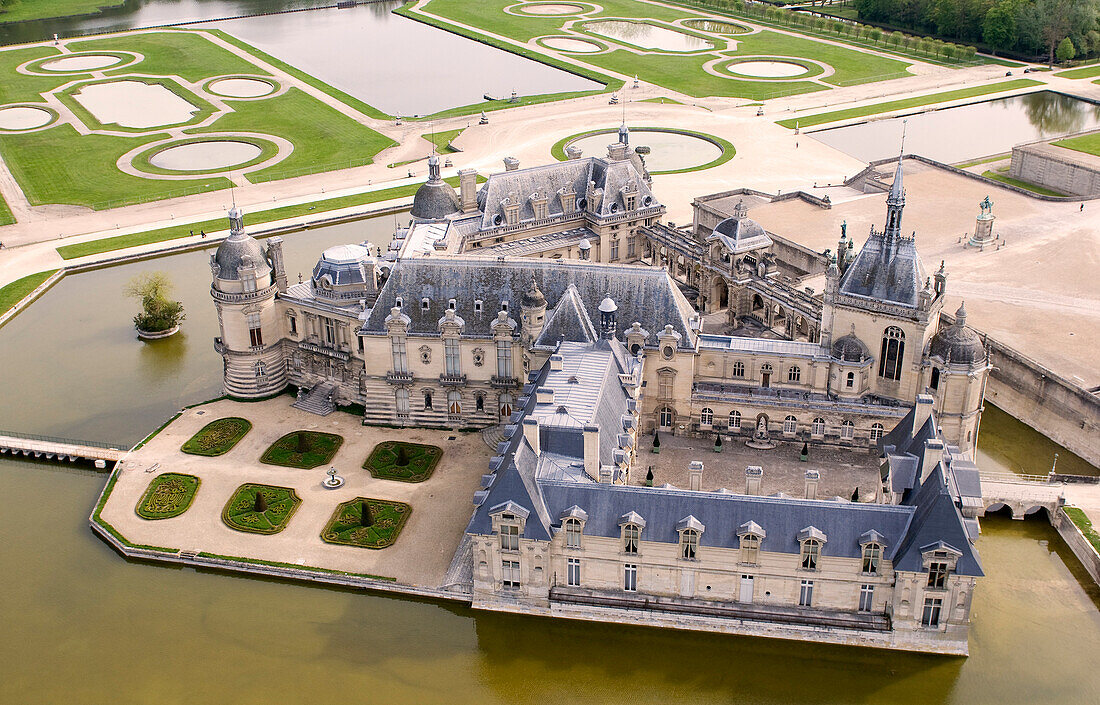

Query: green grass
left=0, top=45, right=67, bottom=104
left=364, top=441, right=442, bottom=483
left=981, top=170, right=1068, bottom=197
left=222, top=483, right=301, bottom=535
left=54, top=175, right=466, bottom=260
left=181, top=417, right=252, bottom=456
left=422, top=128, right=464, bottom=154
left=551, top=126, right=735, bottom=174
left=188, top=87, right=397, bottom=183
left=1053, top=132, right=1100, bottom=158
left=1054, top=64, right=1100, bottom=79
left=1065, top=507, right=1100, bottom=554
left=260, top=430, right=343, bottom=469
left=640, top=96, right=684, bottom=105
left=135, top=473, right=200, bottom=520
left=777, top=79, right=1043, bottom=128
left=0, top=190, right=13, bottom=226
left=0, top=0, right=125, bottom=24
left=953, top=153, right=1011, bottom=168
left=70, top=31, right=268, bottom=82
left=0, top=269, right=57, bottom=316
left=321, top=498, right=412, bottom=549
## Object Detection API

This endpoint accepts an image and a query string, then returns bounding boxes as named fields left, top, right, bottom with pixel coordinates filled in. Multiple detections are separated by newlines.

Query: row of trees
left=852, top=0, right=1100, bottom=62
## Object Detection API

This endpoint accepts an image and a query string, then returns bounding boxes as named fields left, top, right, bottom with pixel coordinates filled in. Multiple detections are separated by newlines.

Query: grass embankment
left=1053, top=132, right=1100, bottom=158
left=1054, top=64, right=1100, bottom=79
left=71, top=31, right=269, bottom=81
left=54, top=174, right=466, bottom=260
left=188, top=87, right=396, bottom=183
left=0, top=0, right=125, bottom=25
left=261, top=431, right=343, bottom=469
left=777, top=78, right=1043, bottom=128
left=0, top=191, right=13, bottom=226
left=422, top=128, right=464, bottom=153
left=981, top=170, right=1067, bottom=197
left=1064, top=507, right=1100, bottom=554
left=0, top=269, right=57, bottom=316
left=640, top=97, right=684, bottom=104
left=181, top=417, right=252, bottom=457
left=953, top=153, right=1010, bottom=168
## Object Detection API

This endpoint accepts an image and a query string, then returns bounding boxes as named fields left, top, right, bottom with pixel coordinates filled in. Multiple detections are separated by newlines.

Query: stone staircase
left=481, top=424, right=507, bottom=450
left=292, top=381, right=338, bottom=416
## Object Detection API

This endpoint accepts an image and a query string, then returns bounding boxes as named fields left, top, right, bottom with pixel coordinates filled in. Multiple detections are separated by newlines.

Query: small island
left=125, top=271, right=185, bottom=339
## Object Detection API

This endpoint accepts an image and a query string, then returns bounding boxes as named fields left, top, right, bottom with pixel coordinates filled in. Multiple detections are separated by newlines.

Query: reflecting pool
left=568, top=129, right=723, bottom=172
left=583, top=20, right=713, bottom=52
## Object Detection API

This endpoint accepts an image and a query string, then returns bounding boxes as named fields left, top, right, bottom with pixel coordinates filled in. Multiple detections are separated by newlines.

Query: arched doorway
left=760, top=363, right=773, bottom=388
left=714, top=278, right=729, bottom=310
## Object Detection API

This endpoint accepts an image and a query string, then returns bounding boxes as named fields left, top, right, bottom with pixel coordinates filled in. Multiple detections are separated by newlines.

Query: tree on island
left=124, top=271, right=185, bottom=334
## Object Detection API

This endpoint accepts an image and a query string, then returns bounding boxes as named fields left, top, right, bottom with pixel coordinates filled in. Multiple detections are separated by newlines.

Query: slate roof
left=891, top=467, right=984, bottom=576
left=312, top=245, right=373, bottom=286
left=213, top=230, right=270, bottom=281
left=929, top=303, right=986, bottom=366
left=535, top=285, right=598, bottom=347
left=838, top=231, right=926, bottom=308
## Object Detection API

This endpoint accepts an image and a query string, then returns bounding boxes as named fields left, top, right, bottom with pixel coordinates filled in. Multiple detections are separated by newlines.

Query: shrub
left=124, top=271, right=185, bottom=333
left=321, top=498, right=411, bottom=549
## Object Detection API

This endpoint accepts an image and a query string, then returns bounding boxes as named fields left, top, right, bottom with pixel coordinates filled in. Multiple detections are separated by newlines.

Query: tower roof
left=212, top=208, right=269, bottom=280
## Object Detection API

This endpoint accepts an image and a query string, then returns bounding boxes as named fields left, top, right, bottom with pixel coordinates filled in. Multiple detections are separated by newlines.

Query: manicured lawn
left=321, top=497, right=412, bottom=549
left=1055, top=64, right=1100, bottom=79
left=551, top=126, right=735, bottom=174
left=981, top=170, right=1067, bottom=197
left=640, top=96, right=684, bottom=104
left=0, top=45, right=67, bottom=104
left=1053, top=132, right=1100, bottom=158
left=777, top=79, right=1043, bottom=128
left=364, top=441, right=442, bottom=483
left=260, top=430, right=343, bottom=469
left=181, top=417, right=252, bottom=456
left=422, top=128, right=464, bottom=153
left=0, top=270, right=57, bottom=316
left=188, top=87, right=397, bottom=183
left=70, top=31, right=268, bottom=82
left=0, top=0, right=125, bottom=24
left=222, top=483, right=301, bottom=535
left=734, top=30, right=910, bottom=88
left=56, top=76, right=218, bottom=134
left=1065, top=507, right=1100, bottom=553
left=135, top=472, right=200, bottom=520
left=0, top=191, right=13, bottom=226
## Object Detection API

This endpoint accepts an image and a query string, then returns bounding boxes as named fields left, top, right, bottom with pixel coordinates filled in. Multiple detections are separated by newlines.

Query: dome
left=213, top=231, right=269, bottom=281
left=410, top=179, right=460, bottom=221
left=713, top=214, right=767, bottom=243
left=598, top=295, right=618, bottom=313
left=578, top=238, right=591, bottom=250
left=312, top=243, right=373, bottom=288
left=521, top=278, right=546, bottom=308
left=831, top=333, right=869, bottom=363
left=929, top=303, right=985, bottom=365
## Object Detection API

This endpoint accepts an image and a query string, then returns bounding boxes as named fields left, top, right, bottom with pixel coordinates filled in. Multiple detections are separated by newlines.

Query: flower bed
left=363, top=441, right=442, bottom=483
left=222, top=483, right=301, bottom=535
left=181, top=416, right=252, bottom=456
left=135, top=472, right=200, bottom=520
left=321, top=497, right=412, bottom=549
left=260, top=430, right=343, bottom=469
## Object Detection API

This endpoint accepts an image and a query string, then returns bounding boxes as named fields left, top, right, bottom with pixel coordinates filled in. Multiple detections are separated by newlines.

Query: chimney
left=920, top=439, right=944, bottom=485
left=459, top=169, right=478, bottom=213
left=804, top=469, right=820, bottom=500
left=584, top=424, right=601, bottom=482
left=607, top=142, right=628, bottom=161
left=522, top=417, right=540, bottom=456
left=549, top=354, right=563, bottom=371
left=689, top=461, right=703, bottom=491
left=536, top=386, right=554, bottom=404
left=913, top=394, right=934, bottom=436
left=503, top=156, right=520, bottom=171
left=745, top=466, right=763, bottom=495
left=565, top=145, right=583, bottom=160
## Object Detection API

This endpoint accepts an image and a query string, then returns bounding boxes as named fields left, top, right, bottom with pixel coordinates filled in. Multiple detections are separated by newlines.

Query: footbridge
left=0, top=431, right=129, bottom=468
left=979, top=471, right=1066, bottom=519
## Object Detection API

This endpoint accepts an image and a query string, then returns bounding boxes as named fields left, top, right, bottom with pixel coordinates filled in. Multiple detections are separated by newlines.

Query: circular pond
left=40, top=54, right=123, bottom=72
left=566, top=129, right=725, bottom=173
left=727, top=60, right=809, bottom=78
left=207, top=77, right=277, bottom=98
left=540, top=36, right=604, bottom=53
left=517, top=3, right=587, bottom=14
left=0, top=106, right=54, bottom=130
left=149, top=140, right=264, bottom=172
left=682, top=19, right=750, bottom=34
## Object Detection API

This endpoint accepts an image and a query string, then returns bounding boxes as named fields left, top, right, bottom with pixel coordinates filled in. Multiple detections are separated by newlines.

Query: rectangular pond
left=583, top=20, right=712, bottom=52
left=811, top=90, right=1100, bottom=163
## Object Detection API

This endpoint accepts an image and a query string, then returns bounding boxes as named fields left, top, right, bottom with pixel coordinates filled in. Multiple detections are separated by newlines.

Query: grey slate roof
left=213, top=231, right=270, bottom=281
left=535, top=285, right=598, bottom=347
left=929, top=304, right=986, bottom=366
left=838, top=232, right=926, bottom=308
left=891, top=467, right=984, bottom=576
left=831, top=332, right=870, bottom=362
left=312, top=244, right=373, bottom=286
left=410, top=180, right=460, bottom=221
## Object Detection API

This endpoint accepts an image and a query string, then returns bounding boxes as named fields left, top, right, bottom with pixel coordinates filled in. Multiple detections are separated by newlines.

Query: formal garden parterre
left=181, top=416, right=252, bottom=456
left=364, top=441, right=443, bottom=483
left=260, top=430, right=343, bottom=469
left=222, top=482, right=302, bottom=534
left=321, top=497, right=413, bottom=549
left=135, top=472, right=201, bottom=520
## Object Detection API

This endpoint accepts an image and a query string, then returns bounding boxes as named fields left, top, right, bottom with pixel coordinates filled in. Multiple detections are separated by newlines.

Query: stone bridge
left=0, top=431, right=128, bottom=468
left=979, top=471, right=1065, bottom=520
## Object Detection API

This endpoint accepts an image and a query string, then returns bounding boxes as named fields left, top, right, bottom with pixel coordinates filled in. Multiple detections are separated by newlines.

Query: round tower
left=520, top=277, right=547, bottom=347
left=210, top=207, right=287, bottom=398
left=925, top=302, right=989, bottom=450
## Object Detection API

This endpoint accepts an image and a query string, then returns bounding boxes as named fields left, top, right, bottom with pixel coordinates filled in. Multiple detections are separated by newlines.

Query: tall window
left=740, top=534, right=760, bottom=565
left=700, top=407, right=713, bottom=426
left=567, top=558, right=581, bottom=587
left=859, top=584, right=875, bottom=613
left=862, top=543, right=883, bottom=574
left=870, top=423, right=884, bottom=442
left=801, top=539, right=821, bottom=570
left=922, top=597, right=943, bottom=627
left=247, top=313, right=263, bottom=347
left=502, top=560, right=520, bottom=589
left=564, top=518, right=582, bottom=548
left=395, top=388, right=409, bottom=418
left=783, top=415, right=797, bottom=434
left=846, top=372, right=855, bottom=388
left=323, top=317, right=336, bottom=346
left=841, top=420, right=855, bottom=440
left=788, top=366, right=801, bottom=383
left=499, top=523, right=520, bottom=551
left=610, top=238, right=619, bottom=260
left=811, top=417, right=825, bottom=436
left=927, top=561, right=950, bottom=589
left=879, top=326, right=905, bottom=381
left=624, top=564, right=638, bottom=592
left=622, top=524, right=640, bottom=554
left=475, top=394, right=484, bottom=412
left=732, top=361, right=745, bottom=378
left=391, top=336, right=408, bottom=374
left=444, top=337, right=461, bottom=375
left=496, top=340, right=512, bottom=378
left=729, top=410, right=742, bottom=431
left=627, top=236, right=636, bottom=257
left=424, top=391, right=433, bottom=410
left=255, top=361, right=265, bottom=378
left=799, top=580, right=814, bottom=607
left=930, top=367, right=940, bottom=390
left=288, top=315, right=297, bottom=336
left=680, top=529, right=699, bottom=560
left=448, top=390, right=462, bottom=417
left=658, top=406, right=673, bottom=428
left=658, top=373, right=674, bottom=399
left=498, top=393, right=513, bottom=421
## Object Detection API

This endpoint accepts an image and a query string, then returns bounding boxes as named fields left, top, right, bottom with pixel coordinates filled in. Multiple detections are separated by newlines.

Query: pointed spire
left=955, top=301, right=967, bottom=326
left=884, top=121, right=906, bottom=240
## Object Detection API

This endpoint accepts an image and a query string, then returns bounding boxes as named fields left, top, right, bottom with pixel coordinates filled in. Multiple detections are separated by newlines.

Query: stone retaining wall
left=1009, top=138, right=1100, bottom=198
left=1053, top=507, right=1100, bottom=587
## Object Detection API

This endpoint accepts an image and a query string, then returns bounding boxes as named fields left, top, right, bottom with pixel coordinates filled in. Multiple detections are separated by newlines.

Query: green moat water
left=0, top=216, right=1098, bottom=703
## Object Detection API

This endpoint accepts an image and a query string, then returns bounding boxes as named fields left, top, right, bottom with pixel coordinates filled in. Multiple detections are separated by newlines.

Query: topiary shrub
left=364, top=441, right=441, bottom=482
left=322, top=497, right=411, bottom=549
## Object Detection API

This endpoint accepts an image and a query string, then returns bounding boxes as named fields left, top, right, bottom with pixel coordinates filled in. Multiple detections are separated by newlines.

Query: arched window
left=423, top=391, right=433, bottom=410
left=870, top=423, right=884, bottom=442
left=447, top=390, right=462, bottom=417
left=788, top=366, right=801, bottom=383
left=475, top=393, right=485, bottom=412
left=811, top=417, right=825, bottom=436
left=729, top=410, right=742, bottom=431
left=760, top=363, right=773, bottom=374
left=739, top=534, right=760, bottom=564
left=879, top=326, right=905, bottom=381
left=659, top=406, right=673, bottom=428
left=680, top=529, right=699, bottom=560
left=801, top=538, right=821, bottom=570
left=930, top=366, right=940, bottom=390
left=862, top=542, right=883, bottom=574
left=498, top=393, right=513, bottom=421
left=700, top=407, right=713, bottom=426
left=846, top=371, right=855, bottom=388
left=841, top=420, right=855, bottom=440
left=732, top=360, right=745, bottom=378
left=622, top=524, right=641, bottom=554
left=564, top=518, right=582, bottom=548
left=783, top=415, right=797, bottom=434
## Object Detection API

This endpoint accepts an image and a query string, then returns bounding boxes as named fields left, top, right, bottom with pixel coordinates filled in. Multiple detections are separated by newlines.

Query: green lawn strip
left=135, top=472, right=200, bottom=520
left=322, top=497, right=411, bottom=549
left=202, top=28, right=390, bottom=120
left=1052, top=132, right=1100, bottom=158
left=181, top=417, right=252, bottom=456
left=953, top=153, right=1011, bottom=168
left=55, top=76, right=218, bottom=134
left=0, top=189, right=13, bottom=226
left=776, top=79, right=1043, bottom=128
left=732, top=30, right=910, bottom=87
left=0, top=269, right=57, bottom=315
left=551, top=126, right=734, bottom=174
left=422, top=128, right=464, bottom=153
left=1054, top=64, right=1100, bottom=79
left=222, top=483, right=301, bottom=535
left=92, top=471, right=178, bottom=551
left=260, top=430, right=343, bottom=469
left=364, top=441, right=442, bottom=483
left=640, top=96, right=684, bottom=104
left=0, top=0, right=126, bottom=24
left=187, top=87, right=396, bottom=183
left=195, top=551, right=397, bottom=581
left=0, top=45, right=66, bottom=104
left=55, top=175, right=465, bottom=260
left=70, top=30, right=268, bottom=82
left=1064, top=507, right=1100, bottom=554
left=0, top=124, right=231, bottom=209
left=981, top=170, right=1067, bottom=197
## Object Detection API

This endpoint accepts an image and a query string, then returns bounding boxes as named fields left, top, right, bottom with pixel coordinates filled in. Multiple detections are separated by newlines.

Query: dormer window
left=501, top=301, right=509, bottom=312
left=448, top=298, right=456, bottom=310
left=395, top=295, right=403, bottom=309
left=564, top=518, right=582, bottom=548
left=740, top=534, right=760, bottom=565
left=927, top=560, right=950, bottom=589
left=474, top=299, right=483, bottom=314
left=421, top=297, right=430, bottom=311
left=622, top=524, right=640, bottom=554
left=862, top=542, right=883, bottom=574
left=679, top=529, right=699, bottom=560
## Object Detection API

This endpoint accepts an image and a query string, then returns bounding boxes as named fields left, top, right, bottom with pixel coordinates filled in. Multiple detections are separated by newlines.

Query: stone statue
left=840, top=220, right=847, bottom=238
left=979, top=196, right=993, bottom=216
